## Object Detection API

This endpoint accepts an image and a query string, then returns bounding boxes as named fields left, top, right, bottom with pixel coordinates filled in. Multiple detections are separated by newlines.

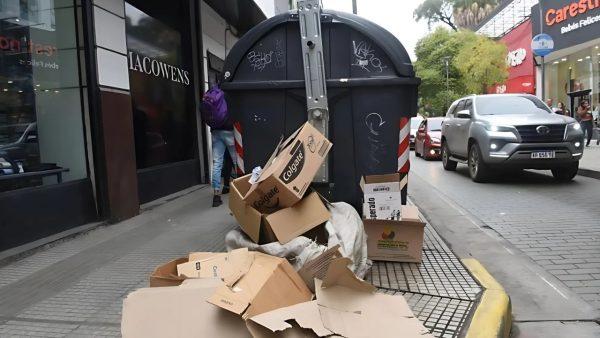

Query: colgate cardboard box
left=243, top=122, right=332, bottom=213
left=230, top=174, right=330, bottom=244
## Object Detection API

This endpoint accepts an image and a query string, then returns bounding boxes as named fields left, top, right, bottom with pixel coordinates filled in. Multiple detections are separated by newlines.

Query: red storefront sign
left=489, top=19, right=535, bottom=94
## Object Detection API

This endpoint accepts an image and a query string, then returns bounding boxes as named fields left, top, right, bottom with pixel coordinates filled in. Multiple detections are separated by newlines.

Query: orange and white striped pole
left=398, top=117, right=411, bottom=204
left=233, top=121, right=245, bottom=175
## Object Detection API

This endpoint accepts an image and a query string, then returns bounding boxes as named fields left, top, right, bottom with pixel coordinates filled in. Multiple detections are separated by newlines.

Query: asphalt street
left=408, top=151, right=600, bottom=336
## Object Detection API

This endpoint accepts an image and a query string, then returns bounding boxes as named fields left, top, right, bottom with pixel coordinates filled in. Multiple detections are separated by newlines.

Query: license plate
left=531, top=151, right=555, bottom=159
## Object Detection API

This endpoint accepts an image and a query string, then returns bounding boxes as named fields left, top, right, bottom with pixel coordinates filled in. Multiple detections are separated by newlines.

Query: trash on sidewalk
left=242, top=122, right=332, bottom=213
left=230, top=179, right=331, bottom=244
left=361, top=174, right=426, bottom=263
left=205, top=251, right=313, bottom=319
left=361, top=173, right=406, bottom=220
left=149, top=257, right=188, bottom=287
left=247, top=257, right=433, bottom=338
left=121, top=278, right=250, bottom=338
left=176, top=248, right=253, bottom=285
left=226, top=201, right=371, bottom=279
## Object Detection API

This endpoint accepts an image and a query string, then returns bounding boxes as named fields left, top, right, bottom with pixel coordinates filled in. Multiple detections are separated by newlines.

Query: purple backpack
left=201, top=86, right=229, bottom=128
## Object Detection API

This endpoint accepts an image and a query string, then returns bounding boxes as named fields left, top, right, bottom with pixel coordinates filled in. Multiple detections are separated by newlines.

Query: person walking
left=577, top=100, right=593, bottom=147
left=201, top=85, right=237, bottom=207
left=556, top=101, right=569, bottom=116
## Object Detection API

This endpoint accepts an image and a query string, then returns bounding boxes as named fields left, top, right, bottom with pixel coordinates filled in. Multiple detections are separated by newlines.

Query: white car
left=410, top=115, right=424, bottom=149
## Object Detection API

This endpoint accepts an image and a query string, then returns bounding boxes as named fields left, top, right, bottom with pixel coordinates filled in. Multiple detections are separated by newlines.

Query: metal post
left=541, top=56, right=545, bottom=101
left=297, top=0, right=329, bottom=183
left=539, top=3, right=545, bottom=101
left=443, top=56, right=450, bottom=111
left=352, top=0, right=357, bottom=14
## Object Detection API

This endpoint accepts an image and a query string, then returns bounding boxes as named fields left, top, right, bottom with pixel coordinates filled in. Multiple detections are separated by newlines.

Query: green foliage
left=414, top=0, right=499, bottom=30
left=454, top=30, right=508, bottom=94
left=414, top=27, right=508, bottom=116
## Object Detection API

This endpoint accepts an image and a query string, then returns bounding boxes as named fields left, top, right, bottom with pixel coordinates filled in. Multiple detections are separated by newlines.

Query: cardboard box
left=207, top=251, right=313, bottom=319
left=243, top=122, right=332, bottom=213
left=121, top=278, right=251, bottom=338
left=230, top=174, right=330, bottom=244
left=361, top=173, right=407, bottom=220
left=247, top=257, right=433, bottom=338
left=363, top=205, right=425, bottom=263
left=176, top=249, right=253, bottom=286
left=149, top=257, right=188, bottom=287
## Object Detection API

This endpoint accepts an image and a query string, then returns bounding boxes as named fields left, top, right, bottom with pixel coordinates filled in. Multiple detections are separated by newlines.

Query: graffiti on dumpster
left=351, top=40, right=387, bottom=73
left=274, top=39, right=285, bottom=69
left=247, top=50, right=273, bottom=71
left=364, top=113, right=386, bottom=170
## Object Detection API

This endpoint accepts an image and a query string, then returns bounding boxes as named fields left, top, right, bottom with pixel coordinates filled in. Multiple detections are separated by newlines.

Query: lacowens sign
left=128, top=51, right=190, bottom=86
left=533, top=0, right=600, bottom=51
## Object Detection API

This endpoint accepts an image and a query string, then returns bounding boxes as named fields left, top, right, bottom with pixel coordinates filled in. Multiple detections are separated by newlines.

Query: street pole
left=443, top=57, right=450, bottom=111
left=352, top=0, right=357, bottom=14
left=539, top=3, right=545, bottom=101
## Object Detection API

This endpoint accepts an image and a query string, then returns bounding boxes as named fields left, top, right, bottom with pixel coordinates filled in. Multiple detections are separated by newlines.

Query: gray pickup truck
left=441, top=94, right=584, bottom=182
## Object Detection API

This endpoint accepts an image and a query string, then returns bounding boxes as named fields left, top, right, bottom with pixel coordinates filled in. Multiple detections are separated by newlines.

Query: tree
left=454, top=30, right=508, bottom=93
left=414, top=27, right=507, bottom=116
left=414, top=0, right=457, bottom=31
left=414, top=0, right=499, bottom=31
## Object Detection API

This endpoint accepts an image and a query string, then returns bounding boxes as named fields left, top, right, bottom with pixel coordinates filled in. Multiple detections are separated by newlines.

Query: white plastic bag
left=225, top=202, right=371, bottom=278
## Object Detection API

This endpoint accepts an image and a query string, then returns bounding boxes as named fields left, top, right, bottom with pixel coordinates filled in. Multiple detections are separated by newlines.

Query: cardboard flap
left=248, top=301, right=332, bottom=337
left=208, top=253, right=286, bottom=316
left=314, top=279, right=432, bottom=338
left=244, top=258, right=313, bottom=319
left=149, top=257, right=188, bottom=287
left=254, top=135, right=286, bottom=185
left=121, top=279, right=250, bottom=338
left=189, top=252, right=220, bottom=261
left=176, top=249, right=254, bottom=287
left=230, top=175, right=263, bottom=242
left=265, top=192, right=331, bottom=244
left=321, top=257, right=376, bottom=293
left=298, top=245, right=341, bottom=292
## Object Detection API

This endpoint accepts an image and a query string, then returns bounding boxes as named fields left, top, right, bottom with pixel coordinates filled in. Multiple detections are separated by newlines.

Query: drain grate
left=366, top=223, right=482, bottom=337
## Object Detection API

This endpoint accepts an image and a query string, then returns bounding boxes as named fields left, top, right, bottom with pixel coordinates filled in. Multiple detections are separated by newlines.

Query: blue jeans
left=211, top=130, right=236, bottom=192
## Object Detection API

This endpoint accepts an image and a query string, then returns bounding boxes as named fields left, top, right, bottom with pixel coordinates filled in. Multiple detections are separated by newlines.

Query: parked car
left=409, top=115, right=424, bottom=149
left=415, top=117, right=444, bottom=160
left=0, top=122, right=38, bottom=173
left=441, top=94, right=584, bottom=182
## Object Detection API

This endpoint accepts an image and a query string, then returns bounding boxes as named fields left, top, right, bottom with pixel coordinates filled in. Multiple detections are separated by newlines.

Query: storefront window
left=0, top=0, right=87, bottom=192
left=546, top=44, right=600, bottom=115
left=125, top=1, right=196, bottom=169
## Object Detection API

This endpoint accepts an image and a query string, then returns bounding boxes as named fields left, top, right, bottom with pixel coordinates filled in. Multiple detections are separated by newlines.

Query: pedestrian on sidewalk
left=577, top=99, right=593, bottom=147
left=201, top=85, right=237, bottom=207
left=556, top=101, right=569, bottom=117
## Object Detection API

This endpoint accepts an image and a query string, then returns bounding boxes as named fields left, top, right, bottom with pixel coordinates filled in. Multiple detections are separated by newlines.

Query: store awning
left=205, top=0, right=267, bottom=35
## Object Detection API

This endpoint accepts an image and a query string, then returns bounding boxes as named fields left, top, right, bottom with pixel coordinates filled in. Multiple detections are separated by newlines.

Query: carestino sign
left=489, top=19, right=535, bottom=94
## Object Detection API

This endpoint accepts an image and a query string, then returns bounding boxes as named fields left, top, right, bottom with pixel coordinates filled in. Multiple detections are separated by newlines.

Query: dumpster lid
left=222, top=9, right=416, bottom=82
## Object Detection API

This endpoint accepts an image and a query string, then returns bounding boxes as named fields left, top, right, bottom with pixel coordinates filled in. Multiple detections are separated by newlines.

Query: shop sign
left=533, top=0, right=600, bottom=51
left=506, top=48, right=527, bottom=67
left=128, top=51, right=190, bottom=86
left=532, top=33, right=555, bottom=56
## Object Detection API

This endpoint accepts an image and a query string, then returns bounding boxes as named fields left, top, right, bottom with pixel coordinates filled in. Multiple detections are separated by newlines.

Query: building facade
left=0, top=0, right=276, bottom=253
left=532, top=0, right=600, bottom=115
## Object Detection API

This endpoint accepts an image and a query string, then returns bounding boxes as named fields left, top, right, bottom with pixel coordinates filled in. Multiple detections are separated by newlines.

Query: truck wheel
left=442, top=142, right=457, bottom=171
left=551, top=162, right=579, bottom=182
left=468, top=143, right=490, bottom=182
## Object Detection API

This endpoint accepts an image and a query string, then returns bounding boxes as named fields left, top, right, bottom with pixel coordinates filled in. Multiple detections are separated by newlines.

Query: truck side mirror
left=456, top=110, right=471, bottom=119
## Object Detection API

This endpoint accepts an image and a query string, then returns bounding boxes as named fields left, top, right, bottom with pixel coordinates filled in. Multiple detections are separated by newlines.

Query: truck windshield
left=427, top=119, right=443, bottom=131
left=476, top=96, right=552, bottom=115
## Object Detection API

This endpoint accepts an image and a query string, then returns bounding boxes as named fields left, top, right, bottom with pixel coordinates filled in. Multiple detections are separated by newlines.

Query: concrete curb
left=578, top=168, right=600, bottom=180
left=462, top=258, right=512, bottom=338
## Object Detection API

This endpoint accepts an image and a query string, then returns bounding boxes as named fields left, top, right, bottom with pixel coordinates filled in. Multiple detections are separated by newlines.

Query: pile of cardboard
left=123, top=248, right=432, bottom=338
left=229, top=122, right=333, bottom=245
left=122, top=122, right=432, bottom=337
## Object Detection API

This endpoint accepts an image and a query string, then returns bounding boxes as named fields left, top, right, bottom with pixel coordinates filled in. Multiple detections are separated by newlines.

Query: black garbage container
left=221, top=9, right=420, bottom=210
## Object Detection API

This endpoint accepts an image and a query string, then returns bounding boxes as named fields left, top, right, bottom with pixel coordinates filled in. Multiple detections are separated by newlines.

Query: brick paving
left=410, top=152, right=600, bottom=310
left=0, top=186, right=235, bottom=337
left=0, top=182, right=480, bottom=337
